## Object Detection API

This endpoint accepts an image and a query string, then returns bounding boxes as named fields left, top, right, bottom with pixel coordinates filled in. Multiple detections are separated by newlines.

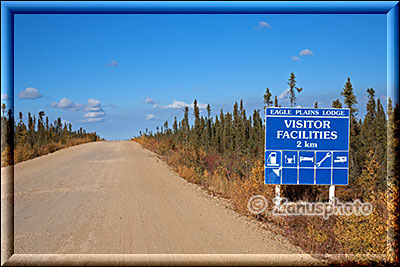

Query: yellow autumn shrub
left=230, top=160, right=274, bottom=214
left=333, top=194, right=387, bottom=255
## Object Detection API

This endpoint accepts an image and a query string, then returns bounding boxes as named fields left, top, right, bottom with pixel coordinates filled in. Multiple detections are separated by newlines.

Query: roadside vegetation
left=134, top=73, right=399, bottom=262
left=1, top=105, right=101, bottom=167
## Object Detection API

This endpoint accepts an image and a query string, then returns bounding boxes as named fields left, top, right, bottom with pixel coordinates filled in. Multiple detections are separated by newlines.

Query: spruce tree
left=359, top=88, right=377, bottom=187
left=274, top=96, right=279, bottom=107
left=192, top=99, right=201, bottom=149
left=374, top=98, right=387, bottom=190
left=233, top=102, right=239, bottom=152
left=287, top=72, right=303, bottom=107
left=206, top=105, right=212, bottom=148
left=28, top=112, right=35, bottom=147
left=341, top=77, right=358, bottom=117
left=332, top=99, right=343, bottom=108
left=173, top=117, right=178, bottom=135
left=387, top=98, right=395, bottom=182
left=1, top=103, right=6, bottom=117
left=264, top=88, right=273, bottom=110
left=340, top=77, right=361, bottom=185
left=38, top=111, right=45, bottom=145
left=182, top=107, right=189, bottom=145
left=360, top=88, right=376, bottom=148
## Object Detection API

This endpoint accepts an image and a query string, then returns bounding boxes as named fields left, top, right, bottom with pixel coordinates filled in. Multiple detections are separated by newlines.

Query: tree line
left=1, top=104, right=101, bottom=166
left=134, top=73, right=399, bottom=255
left=137, top=73, right=399, bottom=201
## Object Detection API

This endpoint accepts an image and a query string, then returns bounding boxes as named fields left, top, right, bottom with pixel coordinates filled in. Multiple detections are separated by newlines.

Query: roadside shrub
left=334, top=195, right=387, bottom=254
left=133, top=136, right=391, bottom=259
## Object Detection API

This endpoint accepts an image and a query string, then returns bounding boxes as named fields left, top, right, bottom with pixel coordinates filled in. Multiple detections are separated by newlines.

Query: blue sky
left=4, top=14, right=388, bottom=140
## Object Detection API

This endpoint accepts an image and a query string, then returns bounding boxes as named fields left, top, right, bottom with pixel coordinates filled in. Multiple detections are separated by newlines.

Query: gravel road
left=2, top=141, right=318, bottom=264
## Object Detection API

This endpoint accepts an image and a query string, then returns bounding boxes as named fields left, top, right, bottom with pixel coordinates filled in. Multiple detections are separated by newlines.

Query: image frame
left=1, top=1, right=399, bottom=265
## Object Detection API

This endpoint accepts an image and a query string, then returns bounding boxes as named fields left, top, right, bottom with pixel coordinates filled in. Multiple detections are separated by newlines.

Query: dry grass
left=133, top=136, right=391, bottom=259
left=2, top=138, right=96, bottom=167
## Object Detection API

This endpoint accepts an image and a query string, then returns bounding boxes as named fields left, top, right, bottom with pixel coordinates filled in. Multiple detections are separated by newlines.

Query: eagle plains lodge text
left=266, top=108, right=349, bottom=150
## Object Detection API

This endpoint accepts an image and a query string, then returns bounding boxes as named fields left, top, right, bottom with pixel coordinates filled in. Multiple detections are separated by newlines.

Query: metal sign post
left=329, top=185, right=335, bottom=206
left=265, top=107, right=350, bottom=201
left=275, top=185, right=281, bottom=208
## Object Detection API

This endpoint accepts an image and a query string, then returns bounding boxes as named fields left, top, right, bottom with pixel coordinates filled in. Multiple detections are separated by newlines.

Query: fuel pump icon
left=265, top=151, right=281, bottom=184
left=266, top=151, right=280, bottom=167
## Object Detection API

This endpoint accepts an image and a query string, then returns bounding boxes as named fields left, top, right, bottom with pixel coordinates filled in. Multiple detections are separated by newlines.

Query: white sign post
left=275, top=185, right=281, bottom=208
left=329, top=185, right=335, bottom=206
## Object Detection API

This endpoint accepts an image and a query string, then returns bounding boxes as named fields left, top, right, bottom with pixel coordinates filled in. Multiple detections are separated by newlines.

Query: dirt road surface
left=2, top=141, right=318, bottom=264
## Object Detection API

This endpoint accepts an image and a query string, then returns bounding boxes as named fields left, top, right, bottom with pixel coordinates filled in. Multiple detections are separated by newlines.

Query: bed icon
left=299, top=156, right=313, bottom=163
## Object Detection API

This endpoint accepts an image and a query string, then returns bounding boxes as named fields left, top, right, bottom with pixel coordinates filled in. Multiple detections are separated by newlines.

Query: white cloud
left=86, top=98, right=103, bottom=112
left=51, top=97, right=83, bottom=111
left=18, top=87, right=42, bottom=99
left=255, top=21, right=272, bottom=30
left=108, top=60, right=118, bottom=67
left=145, top=97, right=156, bottom=104
left=87, top=98, right=101, bottom=106
left=290, top=49, right=314, bottom=61
left=299, top=49, right=314, bottom=56
left=82, top=99, right=105, bottom=122
left=80, top=117, right=104, bottom=123
left=1, top=94, right=8, bottom=100
left=51, top=97, right=106, bottom=122
left=154, top=100, right=208, bottom=110
left=192, top=102, right=208, bottom=110
left=84, top=111, right=105, bottom=118
left=146, top=114, right=157, bottom=120
left=158, top=100, right=188, bottom=109
left=278, top=89, right=290, bottom=100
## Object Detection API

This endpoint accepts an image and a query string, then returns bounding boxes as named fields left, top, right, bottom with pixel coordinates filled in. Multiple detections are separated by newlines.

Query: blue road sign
left=265, top=107, right=350, bottom=185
